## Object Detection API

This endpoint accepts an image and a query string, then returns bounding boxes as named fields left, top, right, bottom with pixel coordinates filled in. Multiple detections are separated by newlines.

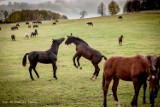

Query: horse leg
left=52, top=62, right=57, bottom=80
left=33, top=67, right=39, bottom=78
left=103, top=74, right=112, bottom=107
left=112, top=77, right=121, bottom=107
left=73, top=53, right=79, bottom=68
left=77, top=55, right=82, bottom=69
left=143, top=81, right=147, bottom=104
left=29, top=66, right=34, bottom=80
left=131, top=79, right=144, bottom=107
left=92, top=63, right=100, bottom=80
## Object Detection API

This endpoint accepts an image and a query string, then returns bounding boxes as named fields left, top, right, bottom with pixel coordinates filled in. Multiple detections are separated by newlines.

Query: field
left=0, top=12, right=160, bottom=107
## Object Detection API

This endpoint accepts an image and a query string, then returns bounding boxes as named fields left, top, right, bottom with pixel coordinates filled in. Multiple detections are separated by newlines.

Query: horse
left=22, top=38, right=65, bottom=80
left=11, top=34, right=15, bottom=41
left=26, top=22, right=29, bottom=25
left=118, top=16, right=123, bottom=19
left=65, top=34, right=107, bottom=80
left=11, top=26, right=18, bottom=30
left=102, top=55, right=158, bottom=107
left=143, top=55, right=160, bottom=107
left=86, top=22, right=93, bottom=26
left=16, top=23, right=20, bottom=27
left=25, top=33, right=29, bottom=39
left=33, top=25, right=39, bottom=28
left=30, top=29, right=38, bottom=38
left=118, top=35, right=123, bottom=46
left=53, top=22, right=56, bottom=25
left=28, top=25, right=31, bottom=28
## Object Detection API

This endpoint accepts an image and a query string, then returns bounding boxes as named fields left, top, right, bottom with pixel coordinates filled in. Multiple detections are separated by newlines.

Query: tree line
left=4, top=10, right=68, bottom=23
left=80, top=0, right=160, bottom=18
left=124, top=0, right=160, bottom=12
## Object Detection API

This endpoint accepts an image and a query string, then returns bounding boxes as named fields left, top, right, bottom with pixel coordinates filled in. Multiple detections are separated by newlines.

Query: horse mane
left=72, top=36, right=89, bottom=46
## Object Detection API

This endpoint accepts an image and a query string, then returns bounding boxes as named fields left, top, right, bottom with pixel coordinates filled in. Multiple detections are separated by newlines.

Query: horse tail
left=22, top=53, right=29, bottom=67
left=102, top=55, right=107, bottom=60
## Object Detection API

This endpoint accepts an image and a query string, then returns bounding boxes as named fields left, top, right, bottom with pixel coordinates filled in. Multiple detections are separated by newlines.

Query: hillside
left=0, top=12, right=160, bottom=107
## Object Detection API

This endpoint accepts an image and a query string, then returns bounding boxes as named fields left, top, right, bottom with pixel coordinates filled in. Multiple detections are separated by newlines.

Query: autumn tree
left=97, top=2, right=106, bottom=16
left=108, top=1, right=120, bottom=15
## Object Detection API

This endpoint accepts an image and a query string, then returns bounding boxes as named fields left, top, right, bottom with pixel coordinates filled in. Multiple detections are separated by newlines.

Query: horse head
left=65, top=33, right=74, bottom=45
left=52, top=37, right=65, bottom=46
left=146, top=55, right=159, bottom=105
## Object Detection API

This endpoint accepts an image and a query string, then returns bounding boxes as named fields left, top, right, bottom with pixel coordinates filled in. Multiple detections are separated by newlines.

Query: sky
left=0, top=0, right=126, bottom=19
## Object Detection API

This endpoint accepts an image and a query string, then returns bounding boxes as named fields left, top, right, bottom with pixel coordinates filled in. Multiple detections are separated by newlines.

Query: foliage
left=5, top=9, right=68, bottom=23
left=80, top=10, right=87, bottom=19
left=97, top=2, right=106, bottom=16
left=3, top=11, right=8, bottom=20
left=124, top=0, right=160, bottom=12
left=108, top=1, right=120, bottom=15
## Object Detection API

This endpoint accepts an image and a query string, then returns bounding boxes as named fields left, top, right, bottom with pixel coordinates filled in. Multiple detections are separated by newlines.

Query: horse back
left=103, top=56, right=149, bottom=81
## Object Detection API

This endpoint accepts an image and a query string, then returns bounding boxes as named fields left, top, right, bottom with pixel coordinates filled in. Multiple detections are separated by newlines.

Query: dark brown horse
left=144, top=55, right=160, bottom=107
left=65, top=34, right=107, bottom=80
left=30, top=29, right=38, bottom=38
left=87, top=22, right=93, bottom=26
left=102, top=55, right=158, bottom=107
left=11, top=34, right=15, bottom=41
left=118, top=35, right=123, bottom=46
left=22, top=38, right=65, bottom=80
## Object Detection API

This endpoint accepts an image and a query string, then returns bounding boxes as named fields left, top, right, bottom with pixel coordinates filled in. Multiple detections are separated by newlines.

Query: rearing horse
left=22, top=38, right=65, bottom=80
left=65, top=34, right=107, bottom=80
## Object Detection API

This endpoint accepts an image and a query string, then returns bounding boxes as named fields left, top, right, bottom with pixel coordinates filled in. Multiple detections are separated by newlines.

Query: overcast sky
left=0, top=0, right=126, bottom=19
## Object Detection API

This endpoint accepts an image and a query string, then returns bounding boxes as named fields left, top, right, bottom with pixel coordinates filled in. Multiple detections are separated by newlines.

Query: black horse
left=22, top=38, right=65, bottom=80
left=30, top=29, right=38, bottom=38
left=86, top=22, right=93, bottom=26
left=65, top=34, right=107, bottom=80
left=11, top=34, right=15, bottom=41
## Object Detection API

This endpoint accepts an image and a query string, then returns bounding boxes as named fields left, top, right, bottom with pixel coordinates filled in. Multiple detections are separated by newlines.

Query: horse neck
left=50, top=44, right=60, bottom=55
left=73, top=40, right=88, bottom=46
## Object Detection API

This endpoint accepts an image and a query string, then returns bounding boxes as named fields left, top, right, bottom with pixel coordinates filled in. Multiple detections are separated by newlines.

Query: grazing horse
left=118, top=35, right=123, bottom=46
left=33, top=25, right=39, bottom=28
left=87, top=22, right=93, bottom=26
left=118, top=16, right=123, bottom=19
left=16, top=23, right=20, bottom=27
left=30, top=29, right=38, bottom=38
left=11, top=34, right=15, bottom=41
left=25, top=33, right=29, bottom=39
left=11, top=26, right=18, bottom=30
left=102, top=55, right=158, bottom=107
left=53, top=22, right=56, bottom=25
left=65, top=34, right=107, bottom=79
left=143, top=56, right=160, bottom=107
left=22, top=38, right=65, bottom=80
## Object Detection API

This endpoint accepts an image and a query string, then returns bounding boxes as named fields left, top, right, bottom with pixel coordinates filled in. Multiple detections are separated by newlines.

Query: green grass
left=0, top=12, right=160, bottom=107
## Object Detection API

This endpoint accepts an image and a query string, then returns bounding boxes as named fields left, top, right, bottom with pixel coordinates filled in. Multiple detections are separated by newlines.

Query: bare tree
left=80, top=10, right=87, bottom=18
left=97, top=2, right=106, bottom=16
left=3, top=10, right=8, bottom=20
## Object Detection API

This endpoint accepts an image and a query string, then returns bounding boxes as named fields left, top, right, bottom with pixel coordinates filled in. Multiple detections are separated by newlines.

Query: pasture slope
left=0, top=12, right=160, bottom=107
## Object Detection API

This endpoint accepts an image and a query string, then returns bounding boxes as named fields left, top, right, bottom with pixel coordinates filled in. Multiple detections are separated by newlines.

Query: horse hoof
left=80, top=67, right=82, bottom=70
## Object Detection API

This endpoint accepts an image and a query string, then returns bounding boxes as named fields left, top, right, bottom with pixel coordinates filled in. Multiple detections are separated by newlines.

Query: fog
left=0, top=0, right=126, bottom=19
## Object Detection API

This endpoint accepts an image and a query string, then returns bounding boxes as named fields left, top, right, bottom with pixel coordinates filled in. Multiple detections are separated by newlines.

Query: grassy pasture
left=0, top=13, right=160, bottom=107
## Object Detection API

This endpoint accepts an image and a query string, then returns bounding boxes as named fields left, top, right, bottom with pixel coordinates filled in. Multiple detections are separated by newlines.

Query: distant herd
left=1, top=15, right=160, bottom=107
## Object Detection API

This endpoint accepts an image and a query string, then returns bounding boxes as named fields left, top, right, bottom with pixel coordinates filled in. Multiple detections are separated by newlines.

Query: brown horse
left=118, top=35, right=123, bottom=46
left=144, top=55, right=160, bottom=107
left=22, top=38, right=65, bottom=80
left=102, top=55, right=158, bottom=107
left=65, top=33, right=107, bottom=80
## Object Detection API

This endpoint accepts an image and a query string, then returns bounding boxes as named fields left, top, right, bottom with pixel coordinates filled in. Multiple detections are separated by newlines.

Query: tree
left=97, top=2, right=106, bottom=16
left=3, top=11, right=8, bottom=20
left=80, top=10, right=87, bottom=18
left=108, top=1, right=120, bottom=15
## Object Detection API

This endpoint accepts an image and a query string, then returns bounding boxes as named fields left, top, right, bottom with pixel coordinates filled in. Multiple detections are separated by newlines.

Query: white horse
left=25, top=33, right=29, bottom=39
